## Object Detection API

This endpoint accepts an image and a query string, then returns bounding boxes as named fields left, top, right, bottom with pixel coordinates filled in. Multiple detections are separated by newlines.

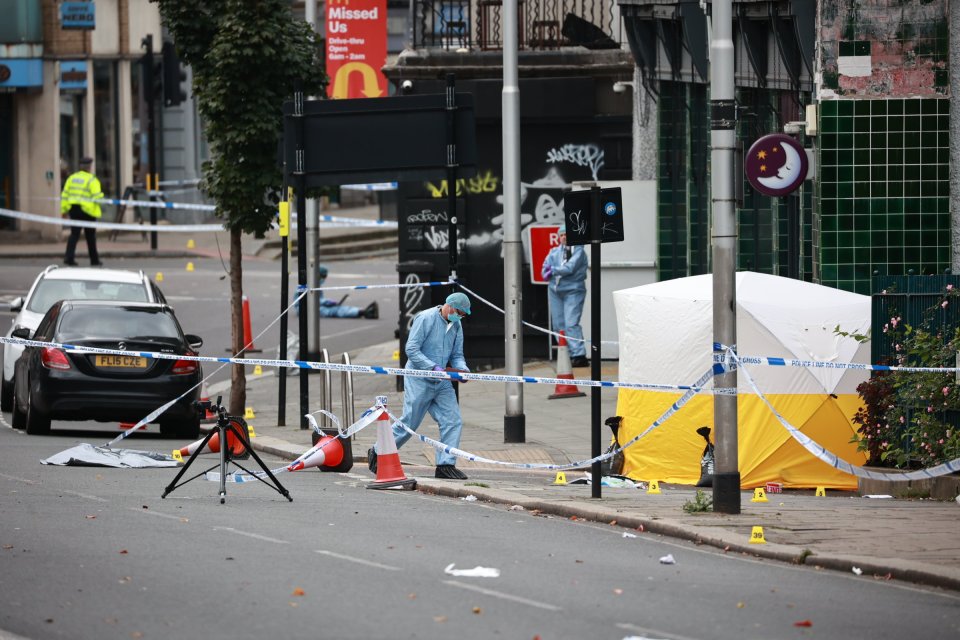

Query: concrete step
left=259, top=235, right=398, bottom=261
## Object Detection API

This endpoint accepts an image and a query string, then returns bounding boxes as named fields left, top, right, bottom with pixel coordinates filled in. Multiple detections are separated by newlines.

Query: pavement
left=3, top=204, right=960, bottom=593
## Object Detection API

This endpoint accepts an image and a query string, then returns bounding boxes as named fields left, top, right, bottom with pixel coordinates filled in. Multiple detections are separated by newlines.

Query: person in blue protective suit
left=314, top=265, right=379, bottom=319
left=541, top=226, right=589, bottom=367
left=368, top=291, right=472, bottom=480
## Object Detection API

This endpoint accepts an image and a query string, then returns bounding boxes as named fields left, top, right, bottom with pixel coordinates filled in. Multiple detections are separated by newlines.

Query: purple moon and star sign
left=744, top=133, right=808, bottom=197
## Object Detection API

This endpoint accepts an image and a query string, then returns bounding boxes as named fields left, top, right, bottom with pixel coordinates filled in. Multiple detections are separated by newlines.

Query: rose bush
left=852, top=285, right=960, bottom=468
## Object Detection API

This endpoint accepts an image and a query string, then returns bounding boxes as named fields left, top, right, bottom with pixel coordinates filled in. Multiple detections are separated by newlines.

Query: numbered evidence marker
left=751, top=487, right=768, bottom=503
left=647, top=479, right=662, bottom=494
left=815, top=486, right=826, bottom=497
left=172, top=450, right=183, bottom=463
left=553, top=471, right=567, bottom=485
left=749, top=525, right=767, bottom=544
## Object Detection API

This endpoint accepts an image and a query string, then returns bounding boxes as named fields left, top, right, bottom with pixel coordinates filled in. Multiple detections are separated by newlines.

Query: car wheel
left=160, top=415, right=200, bottom=440
left=0, top=377, right=12, bottom=413
left=24, top=387, right=51, bottom=436
left=10, top=386, right=26, bottom=430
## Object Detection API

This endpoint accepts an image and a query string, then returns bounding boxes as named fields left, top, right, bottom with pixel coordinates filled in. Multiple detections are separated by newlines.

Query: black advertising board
left=282, top=93, right=477, bottom=186
left=563, top=187, right=624, bottom=245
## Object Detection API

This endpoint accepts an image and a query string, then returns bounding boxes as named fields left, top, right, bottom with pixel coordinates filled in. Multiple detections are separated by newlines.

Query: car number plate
left=95, top=355, right=147, bottom=368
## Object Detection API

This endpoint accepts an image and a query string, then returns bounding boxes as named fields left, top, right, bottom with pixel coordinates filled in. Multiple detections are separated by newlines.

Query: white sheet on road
left=41, top=443, right=180, bottom=468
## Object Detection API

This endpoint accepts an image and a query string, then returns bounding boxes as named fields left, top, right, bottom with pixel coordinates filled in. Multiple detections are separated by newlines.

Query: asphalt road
left=2, top=428, right=959, bottom=640
left=2, top=257, right=960, bottom=638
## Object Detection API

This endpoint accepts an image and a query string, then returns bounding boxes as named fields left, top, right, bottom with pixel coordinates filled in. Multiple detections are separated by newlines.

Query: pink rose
left=943, top=386, right=950, bottom=396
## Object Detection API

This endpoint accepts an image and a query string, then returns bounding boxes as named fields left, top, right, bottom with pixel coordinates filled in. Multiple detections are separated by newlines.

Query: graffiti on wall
left=546, top=144, right=604, bottom=181
left=401, top=272, right=426, bottom=332
left=425, top=169, right=500, bottom=198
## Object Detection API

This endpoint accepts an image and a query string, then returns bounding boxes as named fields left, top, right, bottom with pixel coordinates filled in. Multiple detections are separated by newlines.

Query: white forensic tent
left=613, top=272, right=871, bottom=490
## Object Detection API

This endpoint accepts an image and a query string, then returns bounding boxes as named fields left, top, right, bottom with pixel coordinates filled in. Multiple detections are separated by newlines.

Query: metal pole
left=502, top=0, right=525, bottom=442
left=144, top=35, right=158, bottom=251
left=294, top=82, right=310, bottom=430
left=710, top=0, right=740, bottom=514
left=589, top=186, right=602, bottom=499
left=306, top=200, right=321, bottom=359
left=305, top=0, right=321, bottom=361
left=446, top=74, right=459, bottom=279
left=278, top=196, right=289, bottom=426
left=341, top=352, right=355, bottom=428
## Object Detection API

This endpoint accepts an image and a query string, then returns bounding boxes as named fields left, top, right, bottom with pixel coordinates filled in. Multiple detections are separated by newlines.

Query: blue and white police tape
left=205, top=399, right=388, bottom=483
left=299, top=280, right=454, bottom=293
left=711, top=342, right=960, bottom=374
left=341, top=182, right=398, bottom=191
left=8, top=202, right=398, bottom=230
left=455, top=281, right=619, bottom=348
left=0, top=335, right=720, bottom=394
left=384, top=367, right=716, bottom=471
left=134, top=178, right=202, bottom=188
left=0, top=207, right=224, bottom=232
left=731, top=348, right=960, bottom=481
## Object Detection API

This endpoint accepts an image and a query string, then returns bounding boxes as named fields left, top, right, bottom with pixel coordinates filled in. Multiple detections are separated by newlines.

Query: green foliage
left=851, top=284, right=960, bottom=468
left=682, top=489, right=713, bottom=513
left=153, top=0, right=326, bottom=235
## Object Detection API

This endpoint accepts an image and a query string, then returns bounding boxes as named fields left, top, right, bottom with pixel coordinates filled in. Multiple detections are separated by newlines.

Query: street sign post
left=283, top=89, right=477, bottom=429
left=563, top=186, right=624, bottom=499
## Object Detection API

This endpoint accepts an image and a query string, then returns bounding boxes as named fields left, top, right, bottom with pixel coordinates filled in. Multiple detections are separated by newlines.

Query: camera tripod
left=162, top=397, right=292, bottom=504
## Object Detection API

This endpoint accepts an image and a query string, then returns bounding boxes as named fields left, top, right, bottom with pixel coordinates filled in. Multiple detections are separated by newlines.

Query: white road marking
left=212, top=526, right=289, bottom=544
left=0, top=472, right=108, bottom=501
left=0, top=472, right=36, bottom=485
left=314, top=549, right=402, bottom=571
left=133, top=508, right=191, bottom=521
left=616, top=622, right=701, bottom=640
left=441, top=579, right=562, bottom=611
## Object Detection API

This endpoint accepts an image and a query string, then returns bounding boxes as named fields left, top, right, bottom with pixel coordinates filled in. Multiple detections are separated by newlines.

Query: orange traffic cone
left=199, top=381, right=216, bottom=423
left=241, top=295, right=262, bottom=353
left=178, top=422, right=247, bottom=457
left=287, top=435, right=344, bottom=472
left=367, top=408, right=417, bottom=490
left=549, top=331, right=586, bottom=400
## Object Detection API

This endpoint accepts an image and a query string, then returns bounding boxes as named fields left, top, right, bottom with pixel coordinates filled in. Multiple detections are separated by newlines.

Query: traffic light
left=161, top=40, right=187, bottom=107
left=140, top=36, right=162, bottom=105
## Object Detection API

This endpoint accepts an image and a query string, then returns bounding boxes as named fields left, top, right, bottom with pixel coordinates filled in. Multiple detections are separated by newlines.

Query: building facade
left=617, top=0, right=950, bottom=295
left=0, top=0, right=163, bottom=236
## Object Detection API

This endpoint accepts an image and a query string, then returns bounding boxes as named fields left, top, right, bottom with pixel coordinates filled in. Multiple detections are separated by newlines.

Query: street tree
left=153, top=0, right=325, bottom=414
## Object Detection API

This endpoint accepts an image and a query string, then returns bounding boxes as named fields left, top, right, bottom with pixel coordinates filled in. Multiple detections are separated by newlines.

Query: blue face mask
left=448, top=312, right=462, bottom=324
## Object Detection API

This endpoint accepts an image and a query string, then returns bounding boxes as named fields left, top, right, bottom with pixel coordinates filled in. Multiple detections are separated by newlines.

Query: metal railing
left=340, top=352, right=355, bottom=429
left=412, top=0, right=622, bottom=51
left=312, top=349, right=357, bottom=435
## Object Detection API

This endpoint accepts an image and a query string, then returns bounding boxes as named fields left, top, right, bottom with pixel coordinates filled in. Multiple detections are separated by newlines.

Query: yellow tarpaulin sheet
left=615, top=389, right=868, bottom=490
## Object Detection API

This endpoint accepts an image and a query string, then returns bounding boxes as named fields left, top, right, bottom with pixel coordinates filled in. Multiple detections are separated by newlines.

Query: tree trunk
left=229, top=227, right=246, bottom=416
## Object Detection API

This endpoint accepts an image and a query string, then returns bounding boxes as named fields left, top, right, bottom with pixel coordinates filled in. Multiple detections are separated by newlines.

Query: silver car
left=2, top=265, right=167, bottom=412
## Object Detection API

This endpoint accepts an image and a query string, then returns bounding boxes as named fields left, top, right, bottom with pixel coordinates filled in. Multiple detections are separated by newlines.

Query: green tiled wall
left=658, top=81, right=691, bottom=280
left=818, top=98, right=951, bottom=295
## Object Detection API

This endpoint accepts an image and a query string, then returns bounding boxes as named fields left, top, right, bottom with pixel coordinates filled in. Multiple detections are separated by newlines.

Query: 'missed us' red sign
left=325, top=0, right=388, bottom=100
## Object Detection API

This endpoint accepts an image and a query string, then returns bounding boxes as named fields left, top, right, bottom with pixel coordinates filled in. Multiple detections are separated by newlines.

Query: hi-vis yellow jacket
left=60, top=170, right=104, bottom=218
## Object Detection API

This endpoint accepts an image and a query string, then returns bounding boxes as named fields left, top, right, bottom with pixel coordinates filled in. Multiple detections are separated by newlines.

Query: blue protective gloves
left=543, top=265, right=553, bottom=278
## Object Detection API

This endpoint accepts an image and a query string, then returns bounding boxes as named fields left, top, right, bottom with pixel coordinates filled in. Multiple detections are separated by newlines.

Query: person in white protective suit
left=368, top=291, right=472, bottom=480
left=541, top=225, right=589, bottom=367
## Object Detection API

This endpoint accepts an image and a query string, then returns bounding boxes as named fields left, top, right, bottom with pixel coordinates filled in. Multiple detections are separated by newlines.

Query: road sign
left=282, top=93, right=477, bottom=186
left=527, top=225, right=562, bottom=284
left=563, top=187, right=624, bottom=246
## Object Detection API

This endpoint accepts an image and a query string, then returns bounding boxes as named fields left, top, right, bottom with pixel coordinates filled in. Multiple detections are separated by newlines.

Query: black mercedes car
left=11, top=300, right=204, bottom=438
